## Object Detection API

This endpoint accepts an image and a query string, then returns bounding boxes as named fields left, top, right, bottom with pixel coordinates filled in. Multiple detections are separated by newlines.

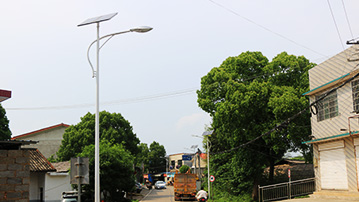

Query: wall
left=30, top=172, right=44, bottom=202
left=44, top=173, right=72, bottom=202
left=0, top=150, right=30, bottom=202
left=17, top=126, right=67, bottom=159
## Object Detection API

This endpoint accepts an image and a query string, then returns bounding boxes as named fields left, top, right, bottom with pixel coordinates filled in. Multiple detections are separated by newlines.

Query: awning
left=0, top=89, right=11, bottom=102
left=302, top=131, right=359, bottom=144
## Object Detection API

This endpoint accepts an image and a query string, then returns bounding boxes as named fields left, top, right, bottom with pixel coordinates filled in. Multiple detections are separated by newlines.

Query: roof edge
left=12, top=123, right=70, bottom=140
left=302, top=131, right=359, bottom=144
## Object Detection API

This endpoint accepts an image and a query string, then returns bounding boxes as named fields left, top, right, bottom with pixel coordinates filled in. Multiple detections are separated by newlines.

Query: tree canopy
left=0, top=104, right=11, bottom=140
left=148, top=141, right=166, bottom=173
left=56, top=111, right=140, bottom=161
left=197, top=51, right=315, bottom=198
left=79, top=140, right=134, bottom=202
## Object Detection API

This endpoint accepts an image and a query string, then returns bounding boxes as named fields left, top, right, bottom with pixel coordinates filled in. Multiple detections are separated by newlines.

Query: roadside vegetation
left=197, top=51, right=315, bottom=200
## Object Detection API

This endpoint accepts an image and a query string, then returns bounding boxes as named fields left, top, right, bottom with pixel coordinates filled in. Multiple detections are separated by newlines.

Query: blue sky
left=1, top=0, right=359, bottom=155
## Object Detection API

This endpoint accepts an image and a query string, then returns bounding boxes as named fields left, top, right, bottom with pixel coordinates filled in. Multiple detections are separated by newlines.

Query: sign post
left=288, top=168, right=291, bottom=199
left=71, top=157, right=90, bottom=202
left=209, top=175, right=215, bottom=199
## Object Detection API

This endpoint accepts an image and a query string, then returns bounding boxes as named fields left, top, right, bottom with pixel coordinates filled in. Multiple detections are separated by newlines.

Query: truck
left=173, top=172, right=198, bottom=201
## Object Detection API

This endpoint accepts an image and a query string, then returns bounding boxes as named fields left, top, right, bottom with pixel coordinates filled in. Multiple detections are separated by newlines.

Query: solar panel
left=202, top=130, right=214, bottom=136
left=78, top=13, right=118, bottom=27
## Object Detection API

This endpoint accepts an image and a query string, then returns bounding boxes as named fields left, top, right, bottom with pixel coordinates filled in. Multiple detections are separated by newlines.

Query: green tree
left=57, top=111, right=140, bottom=161
left=197, top=51, right=315, bottom=198
left=79, top=140, right=134, bottom=202
left=179, top=165, right=190, bottom=173
left=0, top=104, right=11, bottom=140
left=148, top=141, right=166, bottom=173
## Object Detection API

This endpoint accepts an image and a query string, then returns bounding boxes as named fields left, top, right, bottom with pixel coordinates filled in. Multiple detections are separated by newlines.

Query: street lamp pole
left=78, top=13, right=152, bottom=202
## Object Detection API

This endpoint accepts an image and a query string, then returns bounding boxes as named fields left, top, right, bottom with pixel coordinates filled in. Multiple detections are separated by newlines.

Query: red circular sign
left=210, top=175, right=215, bottom=182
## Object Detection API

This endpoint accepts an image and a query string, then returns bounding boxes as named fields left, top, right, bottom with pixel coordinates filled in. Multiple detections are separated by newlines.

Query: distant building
left=12, top=123, right=69, bottom=159
left=168, top=152, right=207, bottom=177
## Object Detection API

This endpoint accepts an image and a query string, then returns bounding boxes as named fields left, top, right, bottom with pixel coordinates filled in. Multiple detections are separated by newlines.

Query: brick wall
left=0, top=150, right=30, bottom=202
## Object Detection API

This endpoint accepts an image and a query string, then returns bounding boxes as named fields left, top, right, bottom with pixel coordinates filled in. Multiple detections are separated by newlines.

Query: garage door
left=319, top=141, right=348, bottom=190
left=354, top=138, right=359, bottom=186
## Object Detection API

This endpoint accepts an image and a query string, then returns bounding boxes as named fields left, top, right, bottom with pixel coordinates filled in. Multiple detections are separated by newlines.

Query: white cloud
left=176, top=113, right=207, bottom=131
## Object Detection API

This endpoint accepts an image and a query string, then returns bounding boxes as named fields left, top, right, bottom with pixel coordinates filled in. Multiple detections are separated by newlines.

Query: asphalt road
left=140, top=186, right=196, bottom=202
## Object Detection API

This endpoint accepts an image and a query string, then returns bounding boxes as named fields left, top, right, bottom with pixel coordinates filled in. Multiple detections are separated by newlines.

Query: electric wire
left=207, top=0, right=326, bottom=57
left=327, top=0, right=346, bottom=51
left=210, top=68, right=359, bottom=155
left=341, top=0, right=354, bottom=39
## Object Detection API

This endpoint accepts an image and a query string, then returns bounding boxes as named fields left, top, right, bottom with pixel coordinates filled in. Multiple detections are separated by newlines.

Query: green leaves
left=197, top=51, right=315, bottom=197
left=56, top=111, right=139, bottom=161
left=0, top=104, right=11, bottom=140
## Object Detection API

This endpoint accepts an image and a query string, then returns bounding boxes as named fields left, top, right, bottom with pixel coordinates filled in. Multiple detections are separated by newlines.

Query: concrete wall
left=0, top=150, right=30, bottom=202
left=18, top=126, right=67, bottom=159
left=44, top=172, right=72, bottom=202
left=30, top=172, right=45, bottom=202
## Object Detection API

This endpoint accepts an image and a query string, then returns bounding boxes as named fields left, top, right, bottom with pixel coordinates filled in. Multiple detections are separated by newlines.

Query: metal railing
left=258, top=178, right=315, bottom=202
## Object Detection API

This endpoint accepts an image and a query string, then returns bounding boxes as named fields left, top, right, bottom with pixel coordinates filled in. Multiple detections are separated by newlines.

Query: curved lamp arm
left=87, top=26, right=153, bottom=77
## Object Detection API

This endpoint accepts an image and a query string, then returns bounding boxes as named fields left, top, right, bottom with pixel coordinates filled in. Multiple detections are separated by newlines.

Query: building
left=29, top=149, right=57, bottom=202
left=45, top=161, right=72, bottom=202
left=12, top=123, right=69, bottom=159
left=0, top=89, right=11, bottom=102
left=303, top=45, right=359, bottom=198
left=168, top=152, right=207, bottom=177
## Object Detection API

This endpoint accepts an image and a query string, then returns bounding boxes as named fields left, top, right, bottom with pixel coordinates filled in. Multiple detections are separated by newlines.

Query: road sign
left=70, top=157, right=89, bottom=184
left=288, top=168, right=291, bottom=178
left=210, top=175, right=215, bottom=182
left=182, top=155, right=192, bottom=161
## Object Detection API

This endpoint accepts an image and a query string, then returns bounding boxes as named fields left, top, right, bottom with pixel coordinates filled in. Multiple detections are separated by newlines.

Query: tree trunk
left=269, top=157, right=275, bottom=182
left=252, top=177, right=259, bottom=200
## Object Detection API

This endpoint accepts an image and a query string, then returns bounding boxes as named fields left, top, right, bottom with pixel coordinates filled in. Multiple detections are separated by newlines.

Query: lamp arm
left=86, top=30, right=132, bottom=78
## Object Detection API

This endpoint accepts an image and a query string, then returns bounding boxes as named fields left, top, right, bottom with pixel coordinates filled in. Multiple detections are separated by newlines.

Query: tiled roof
left=52, top=161, right=70, bottom=173
left=11, top=123, right=70, bottom=140
left=29, top=149, right=56, bottom=172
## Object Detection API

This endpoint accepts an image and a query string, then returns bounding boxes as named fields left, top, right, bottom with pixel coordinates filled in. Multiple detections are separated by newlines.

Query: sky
left=1, top=0, right=359, bottom=155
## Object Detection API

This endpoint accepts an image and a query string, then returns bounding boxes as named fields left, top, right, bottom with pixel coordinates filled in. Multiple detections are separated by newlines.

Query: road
left=140, top=186, right=196, bottom=202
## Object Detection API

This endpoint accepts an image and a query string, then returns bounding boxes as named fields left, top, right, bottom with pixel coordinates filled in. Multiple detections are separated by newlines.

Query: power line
left=210, top=69, right=359, bottom=156
left=207, top=0, right=326, bottom=57
left=5, top=88, right=197, bottom=111
left=341, top=0, right=354, bottom=39
left=327, top=0, right=346, bottom=51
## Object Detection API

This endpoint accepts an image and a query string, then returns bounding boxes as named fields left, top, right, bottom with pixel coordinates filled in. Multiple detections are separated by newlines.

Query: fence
left=258, top=178, right=315, bottom=202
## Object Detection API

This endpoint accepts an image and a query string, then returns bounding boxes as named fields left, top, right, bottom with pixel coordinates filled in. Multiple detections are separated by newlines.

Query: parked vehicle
left=135, top=182, right=142, bottom=193
left=61, top=191, right=77, bottom=202
left=173, top=172, right=198, bottom=201
left=146, top=181, right=152, bottom=190
left=155, top=181, right=166, bottom=189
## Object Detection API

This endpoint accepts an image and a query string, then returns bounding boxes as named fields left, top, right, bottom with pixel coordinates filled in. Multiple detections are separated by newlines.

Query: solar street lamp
left=78, top=13, right=152, bottom=202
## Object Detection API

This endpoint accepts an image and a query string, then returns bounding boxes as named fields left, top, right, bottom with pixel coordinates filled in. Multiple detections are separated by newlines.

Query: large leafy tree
left=79, top=140, right=134, bottom=202
left=57, top=111, right=140, bottom=161
left=197, top=51, right=315, bottom=197
left=0, top=104, right=11, bottom=140
left=148, top=141, right=166, bottom=173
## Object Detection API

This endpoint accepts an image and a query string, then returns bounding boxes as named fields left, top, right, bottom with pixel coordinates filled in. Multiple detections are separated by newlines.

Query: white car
left=61, top=191, right=77, bottom=202
left=155, top=181, right=166, bottom=189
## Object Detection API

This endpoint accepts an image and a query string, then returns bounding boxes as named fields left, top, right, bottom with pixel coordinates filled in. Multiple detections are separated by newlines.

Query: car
left=135, top=182, right=143, bottom=193
left=154, top=181, right=166, bottom=189
left=61, top=191, right=77, bottom=202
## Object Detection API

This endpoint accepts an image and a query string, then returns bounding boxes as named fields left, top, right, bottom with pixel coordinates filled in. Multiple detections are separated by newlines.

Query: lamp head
left=130, top=26, right=153, bottom=33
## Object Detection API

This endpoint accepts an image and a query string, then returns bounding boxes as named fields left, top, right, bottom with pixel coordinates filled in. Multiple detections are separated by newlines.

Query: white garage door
left=354, top=138, right=359, bottom=185
left=319, top=141, right=348, bottom=190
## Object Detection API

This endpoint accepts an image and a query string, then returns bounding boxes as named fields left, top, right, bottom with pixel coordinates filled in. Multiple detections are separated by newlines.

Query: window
left=171, top=160, right=175, bottom=168
left=352, top=80, right=359, bottom=113
left=316, top=90, right=338, bottom=122
left=177, top=160, right=182, bottom=167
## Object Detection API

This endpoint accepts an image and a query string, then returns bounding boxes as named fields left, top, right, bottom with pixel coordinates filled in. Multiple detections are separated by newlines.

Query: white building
left=304, top=45, right=359, bottom=199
